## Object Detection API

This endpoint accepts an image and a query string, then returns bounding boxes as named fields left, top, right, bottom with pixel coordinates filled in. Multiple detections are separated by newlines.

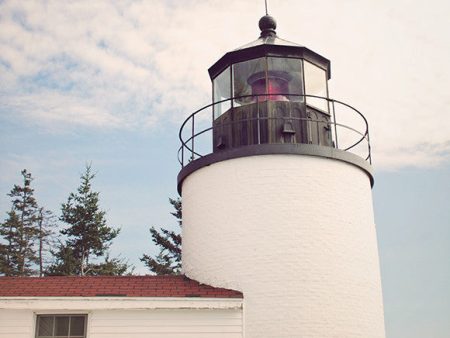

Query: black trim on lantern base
left=177, top=144, right=374, bottom=194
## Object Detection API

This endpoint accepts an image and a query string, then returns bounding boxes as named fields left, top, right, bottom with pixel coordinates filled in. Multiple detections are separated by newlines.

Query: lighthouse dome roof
left=234, top=35, right=303, bottom=51
left=208, top=15, right=330, bottom=80
left=234, top=14, right=303, bottom=51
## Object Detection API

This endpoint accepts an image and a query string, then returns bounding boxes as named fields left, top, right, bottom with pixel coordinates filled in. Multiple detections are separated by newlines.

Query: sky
left=0, top=0, right=449, bottom=337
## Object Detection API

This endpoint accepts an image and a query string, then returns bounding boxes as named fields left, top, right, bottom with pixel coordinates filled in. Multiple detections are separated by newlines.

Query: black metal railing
left=178, top=94, right=371, bottom=167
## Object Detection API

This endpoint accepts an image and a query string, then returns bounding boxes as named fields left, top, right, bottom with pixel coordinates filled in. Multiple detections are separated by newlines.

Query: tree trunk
left=18, top=189, right=28, bottom=275
left=38, top=212, right=43, bottom=277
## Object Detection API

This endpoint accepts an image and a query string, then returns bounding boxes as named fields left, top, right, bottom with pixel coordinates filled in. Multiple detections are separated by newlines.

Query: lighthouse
left=178, top=14, right=385, bottom=338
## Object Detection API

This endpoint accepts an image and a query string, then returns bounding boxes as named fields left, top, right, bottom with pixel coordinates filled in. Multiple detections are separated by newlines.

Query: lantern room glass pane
left=233, top=57, right=266, bottom=106
left=267, top=57, right=303, bottom=101
left=304, top=60, right=328, bottom=112
left=213, top=66, right=231, bottom=119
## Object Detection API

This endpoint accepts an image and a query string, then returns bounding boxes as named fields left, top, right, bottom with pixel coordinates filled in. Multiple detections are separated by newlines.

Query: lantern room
left=210, top=15, right=332, bottom=150
left=177, top=14, right=373, bottom=192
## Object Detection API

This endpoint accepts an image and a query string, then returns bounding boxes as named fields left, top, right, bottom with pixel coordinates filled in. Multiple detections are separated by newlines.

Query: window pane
left=69, top=316, right=85, bottom=337
left=55, top=317, right=69, bottom=336
left=304, top=60, right=328, bottom=111
left=38, top=316, right=54, bottom=336
left=213, top=67, right=231, bottom=119
left=233, top=57, right=266, bottom=105
left=267, top=57, right=303, bottom=101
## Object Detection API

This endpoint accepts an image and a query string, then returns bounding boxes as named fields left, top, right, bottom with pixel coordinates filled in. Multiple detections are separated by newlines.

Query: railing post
left=181, top=146, right=184, bottom=167
left=257, top=98, right=261, bottom=144
left=331, top=100, right=338, bottom=149
left=212, top=104, right=215, bottom=152
left=314, top=118, right=318, bottom=146
left=191, top=115, right=195, bottom=161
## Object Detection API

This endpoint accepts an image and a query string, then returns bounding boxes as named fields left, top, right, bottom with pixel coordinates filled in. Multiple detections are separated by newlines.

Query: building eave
left=0, top=296, right=243, bottom=310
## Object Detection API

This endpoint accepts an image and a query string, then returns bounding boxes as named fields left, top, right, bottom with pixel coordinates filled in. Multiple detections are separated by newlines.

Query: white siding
left=182, top=154, right=386, bottom=338
left=0, top=301, right=242, bottom=338
left=0, top=309, right=33, bottom=338
left=89, top=309, right=242, bottom=338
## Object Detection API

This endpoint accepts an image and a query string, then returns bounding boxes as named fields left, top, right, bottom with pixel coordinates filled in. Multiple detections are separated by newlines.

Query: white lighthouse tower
left=178, top=15, right=385, bottom=338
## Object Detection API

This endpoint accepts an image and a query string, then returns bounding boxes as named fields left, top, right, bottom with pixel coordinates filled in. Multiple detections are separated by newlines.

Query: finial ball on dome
left=259, top=15, right=277, bottom=33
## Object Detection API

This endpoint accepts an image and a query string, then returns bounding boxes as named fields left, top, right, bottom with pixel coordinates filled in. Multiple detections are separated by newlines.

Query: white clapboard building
left=0, top=14, right=385, bottom=338
left=0, top=276, right=243, bottom=338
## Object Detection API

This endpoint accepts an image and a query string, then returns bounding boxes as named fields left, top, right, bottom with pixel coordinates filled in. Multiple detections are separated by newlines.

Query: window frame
left=211, top=56, right=330, bottom=118
left=35, top=314, right=88, bottom=338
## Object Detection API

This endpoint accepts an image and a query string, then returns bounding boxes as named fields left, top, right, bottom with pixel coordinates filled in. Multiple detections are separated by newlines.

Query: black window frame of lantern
left=212, top=57, right=329, bottom=120
left=35, top=314, right=87, bottom=338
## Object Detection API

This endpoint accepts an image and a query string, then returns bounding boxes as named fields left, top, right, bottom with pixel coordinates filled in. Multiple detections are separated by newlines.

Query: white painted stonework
left=182, top=154, right=386, bottom=338
left=0, top=297, right=243, bottom=338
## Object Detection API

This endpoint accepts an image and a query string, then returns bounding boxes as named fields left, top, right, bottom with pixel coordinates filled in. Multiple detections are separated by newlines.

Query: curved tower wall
left=181, top=154, right=385, bottom=337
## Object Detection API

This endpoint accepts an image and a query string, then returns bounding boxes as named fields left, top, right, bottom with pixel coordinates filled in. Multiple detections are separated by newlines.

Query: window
left=233, top=57, right=266, bottom=105
left=231, top=57, right=304, bottom=105
left=304, top=60, right=328, bottom=112
left=36, top=315, right=87, bottom=338
left=267, top=57, right=304, bottom=101
left=213, top=66, right=231, bottom=119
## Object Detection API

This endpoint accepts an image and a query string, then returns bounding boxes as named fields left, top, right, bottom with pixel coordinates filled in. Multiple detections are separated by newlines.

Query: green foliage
left=46, top=242, right=79, bottom=276
left=0, top=170, right=40, bottom=276
left=86, top=255, right=133, bottom=276
left=0, top=243, right=9, bottom=275
left=48, top=243, right=131, bottom=276
left=141, top=198, right=182, bottom=275
left=0, top=211, right=22, bottom=275
left=47, top=165, right=131, bottom=276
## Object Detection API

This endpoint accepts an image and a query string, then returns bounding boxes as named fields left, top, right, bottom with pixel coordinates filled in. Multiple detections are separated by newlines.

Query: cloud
left=376, top=142, right=450, bottom=170
left=0, top=0, right=449, bottom=170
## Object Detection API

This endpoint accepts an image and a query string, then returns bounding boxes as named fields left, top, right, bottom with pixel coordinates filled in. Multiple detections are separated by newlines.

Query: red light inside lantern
left=249, top=72, right=290, bottom=101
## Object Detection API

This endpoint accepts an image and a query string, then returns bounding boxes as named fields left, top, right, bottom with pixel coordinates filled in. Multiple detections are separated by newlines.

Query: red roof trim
left=0, top=275, right=242, bottom=298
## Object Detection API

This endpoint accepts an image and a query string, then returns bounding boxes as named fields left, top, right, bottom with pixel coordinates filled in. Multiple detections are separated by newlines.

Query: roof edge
left=0, top=297, right=243, bottom=310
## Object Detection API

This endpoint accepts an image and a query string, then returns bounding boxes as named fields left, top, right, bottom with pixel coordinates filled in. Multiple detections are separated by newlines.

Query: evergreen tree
left=87, top=255, right=132, bottom=276
left=36, top=207, right=57, bottom=276
left=141, top=198, right=182, bottom=275
left=0, top=170, right=40, bottom=276
left=46, top=242, right=78, bottom=276
left=0, top=243, right=8, bottom=275
left=48, top=243, right=131, bottom=276
left=48, top=165, right=131, bottom=276
left=0, top=211, right=21, bottom=275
